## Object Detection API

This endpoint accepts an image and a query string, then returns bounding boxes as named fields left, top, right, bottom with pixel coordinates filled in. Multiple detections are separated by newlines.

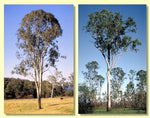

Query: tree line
left=79, top=61, right=146, bottom=113
left=4, top=75, right=73, bottom=99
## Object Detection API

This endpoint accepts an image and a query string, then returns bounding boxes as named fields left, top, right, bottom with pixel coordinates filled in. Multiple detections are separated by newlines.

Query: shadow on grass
left=48, top=103, right=70, bottom=107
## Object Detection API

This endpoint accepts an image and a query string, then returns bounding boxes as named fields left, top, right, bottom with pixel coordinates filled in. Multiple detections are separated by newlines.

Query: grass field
left=4, top=97, right=74, bottom=114
left=90, top=107, right=146, bottom=114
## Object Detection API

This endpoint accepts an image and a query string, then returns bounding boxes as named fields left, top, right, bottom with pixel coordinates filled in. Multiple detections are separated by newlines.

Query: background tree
left=136, top=70, right=146, bottom=93
left=48, top=70, right=62, bottom=98
left=68, top=72, right=74, bottom=87
left=84, top=9, right=141, bottom=111
left=78, top=83, right=91, bottom=114
left=12, top=9, right=62, bottom=109
left=126, top=69, right=136, bottom=107
left=124, top=81, right=135, bottom=108
left=96, top=74, right=105, bottom=103
left=136, top=70, right=147, bottom=111
left=82, top=61, right=99, bottom=105
left=110, top=67, right=126, bottom=107
left=59, top=77, right=66, bottom=96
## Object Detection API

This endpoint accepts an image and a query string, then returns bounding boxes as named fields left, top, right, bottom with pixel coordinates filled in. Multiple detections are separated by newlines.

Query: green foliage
left=79, top=61, right=105, bottom=113
left=4, top=77, right=72, bottom=99
left=12, top=9, right=63, bottom=109
left=82, top=61, right=99, bottom=81
left=96, top=75, right=105, bottom=87
left=4, top=78, right=36, bottom=99
left=136, top=70, right=147, bottom=91
left=84, top=9, right=141, bottom=57
left=84, top=9, right=141, bottom=112
left=82, top=61, right=100, bottom=103
left=110, top=67, right=126, bottom=104
left=64, top=90, right=73, bottom=96
left=79, top=67, right=147, bottom=114
left=68, top=73, right=74, bottom=86
left=135, top=70, right=147, bottom=110
left=41, top=81, right=51, bottom=98
left=79, top=83, right=92, bottom=114
left=12, top=9, right=63, bottom=78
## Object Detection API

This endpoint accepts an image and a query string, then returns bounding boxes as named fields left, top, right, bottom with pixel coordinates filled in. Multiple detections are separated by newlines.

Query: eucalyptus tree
left=82, top=61, right=99, bottom=104
left=125, top=81, right=135, bottom=107
left=68, top=72, right=74, bottom=86
left=96, top=74, right=105, bottom=103
left=48, top=70, right=62, bottom=98
left=84, top=9, right=141, bottom=111
left=110, top=67, right=126, bottom=106
left=136, top=70, right=147, bottom=110
left=127, top=69, right=136, bottom=106
left=12, top=9, right=62, bottom=109
left=136, top=70, right=147, bottom=92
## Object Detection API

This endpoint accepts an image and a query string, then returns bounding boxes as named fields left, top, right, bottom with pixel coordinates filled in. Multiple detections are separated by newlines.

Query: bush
left=64, top=90, right=73, bottom=96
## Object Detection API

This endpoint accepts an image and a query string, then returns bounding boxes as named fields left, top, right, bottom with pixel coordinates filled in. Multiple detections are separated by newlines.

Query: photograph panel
left=4, top=4, right=74, bottom=114
left=78, top=5, right=147, bottom=114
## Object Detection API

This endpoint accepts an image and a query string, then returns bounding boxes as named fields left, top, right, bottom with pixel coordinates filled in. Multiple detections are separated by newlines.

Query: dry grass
left=4, top=97, right=74, bottom=114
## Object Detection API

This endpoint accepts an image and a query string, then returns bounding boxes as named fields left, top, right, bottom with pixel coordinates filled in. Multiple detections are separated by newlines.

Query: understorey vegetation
left=4, top=77, right=73, bottom=99
left=79, top=63, right=146, bottom=114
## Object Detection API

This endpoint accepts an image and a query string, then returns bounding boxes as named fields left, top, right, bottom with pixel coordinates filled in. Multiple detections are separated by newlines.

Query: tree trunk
left=107, top=69, right=111, bottom=111
left=37, top=86, right=42, bottom=109
left=99, top=86, right=101, bottom=104
left=107, top=45, right=111, bottom=111
left=51, top=84, right=54, bottom=98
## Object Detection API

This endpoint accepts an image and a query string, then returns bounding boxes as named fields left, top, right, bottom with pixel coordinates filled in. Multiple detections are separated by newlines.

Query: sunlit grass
left=4, top=97, right=74, bottom=114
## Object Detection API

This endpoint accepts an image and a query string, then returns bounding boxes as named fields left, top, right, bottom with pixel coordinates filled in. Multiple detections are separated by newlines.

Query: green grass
left=4, top=97, right=74, bottom=114
left=91, top=107, right=146, bottom=114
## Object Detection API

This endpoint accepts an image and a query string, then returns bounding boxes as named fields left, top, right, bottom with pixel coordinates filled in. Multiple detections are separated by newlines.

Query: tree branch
left=111, top=50, right=131, bottom=70
left=98, top=48, right=110, bottom=68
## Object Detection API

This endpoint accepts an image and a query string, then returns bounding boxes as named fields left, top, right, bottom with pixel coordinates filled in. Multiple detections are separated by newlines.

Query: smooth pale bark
left=99, top=87, right=101, bottom=103
left=107, top=45, right=111, bottom=111
left=107, top=69, right=111, bottom=111
left=51, top=84, right=54, bottom=98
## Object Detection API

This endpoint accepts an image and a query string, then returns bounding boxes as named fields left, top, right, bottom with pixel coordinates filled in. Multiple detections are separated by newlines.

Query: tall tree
left=12, top=9, right=62, bottom=109
left=84, top=9, right=141, bottom=111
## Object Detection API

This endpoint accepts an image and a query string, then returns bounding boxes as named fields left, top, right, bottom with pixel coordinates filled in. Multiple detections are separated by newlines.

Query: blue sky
left=79, top=5, right=147, bottom=93
left=4, top=5, right=74, bottom=80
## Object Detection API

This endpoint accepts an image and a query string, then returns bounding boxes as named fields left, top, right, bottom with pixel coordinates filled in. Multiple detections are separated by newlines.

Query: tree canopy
left=13, top=9, right=62, bottom=76
left=84, top=9, right=141, bottom=69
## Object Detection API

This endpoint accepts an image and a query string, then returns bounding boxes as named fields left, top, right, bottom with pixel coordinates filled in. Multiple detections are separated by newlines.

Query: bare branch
left=111, top=50, right=131, bottom=70
left=98, top=48, right=110, bottom=68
